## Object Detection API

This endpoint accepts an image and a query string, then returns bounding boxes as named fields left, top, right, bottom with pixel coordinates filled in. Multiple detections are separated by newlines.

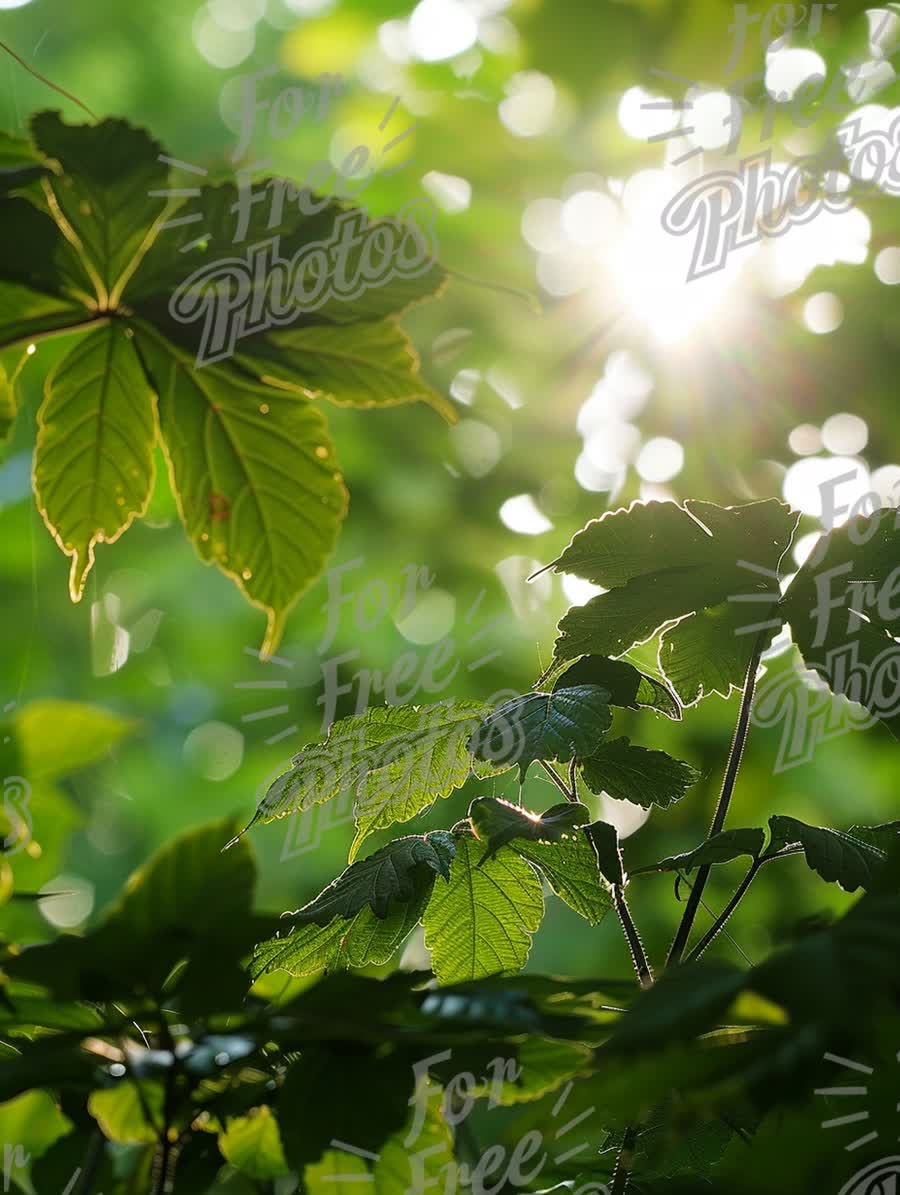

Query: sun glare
left=605, top=170, right=747, bottom=346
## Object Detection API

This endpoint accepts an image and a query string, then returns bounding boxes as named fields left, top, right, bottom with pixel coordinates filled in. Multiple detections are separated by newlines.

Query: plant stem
left=666, top=630, right=767, bottom=967
left=613, top=885, right=653, bottom=988
left=609, top=887, right=651, bottom=1195
left=153, top=1011, right=177, bottom=1195
left=0, top=38, right=98, bottom=119
left=610, top=1125, right=637, bottom=1195
left=70, top=1130, right=105, bottom=1195
left=686, top=860, right=760, bottom=962
left=685, top=847, right=803, bottom=962
left=538, top=759, right=577, bottom=802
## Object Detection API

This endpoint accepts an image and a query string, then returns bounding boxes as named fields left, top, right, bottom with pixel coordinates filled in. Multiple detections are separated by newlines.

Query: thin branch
left=538, top=759, right=577, bottom=802
left=686, top=846, right=804, bottom=963
left=612, top=885, right=653, bottom=988
left=673, top=870, right=754, bottom=966
left=609, top=885, right=651, bottom=1194
left=686, top=860, right=761, bottom=963
left=611, top=1125, right=637, bottom=1195
left=153, top=1012, right=178, bottom=1195
left=0, top=38, right=98, bottom=120
left=68, top=1129, right=105, bottom=1195
left=667, top=629, right=767, bottom=967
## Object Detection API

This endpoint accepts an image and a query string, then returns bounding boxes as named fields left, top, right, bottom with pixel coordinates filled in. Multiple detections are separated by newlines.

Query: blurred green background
left=1, top=0, right=898, bottom=984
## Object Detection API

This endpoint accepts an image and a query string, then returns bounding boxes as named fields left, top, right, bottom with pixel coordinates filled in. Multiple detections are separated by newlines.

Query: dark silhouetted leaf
left=584, top=820, right=624, bottom=887
left=553, top=654, right=681, bottom=719
left=580, top=737, right=699, bottom=809
left=468, top=686, right=612, bottom=779
left=633, top=829, right=765, bottom=875
left=548, top=501, right=798, bottom=689
left=768, top=815, right=886, bottom=892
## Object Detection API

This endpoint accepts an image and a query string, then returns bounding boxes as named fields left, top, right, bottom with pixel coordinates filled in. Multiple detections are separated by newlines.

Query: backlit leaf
left=219, top=1106, right=289, bottom=1181
left=423, top=834, right=544, bottom=982
left=136, top=322, right=348, bottom=655
left=33, top=322, right=156, bottom=599
left=245, top=700, right=488, bottom=860
left=549, top=501, right=798, bottom=682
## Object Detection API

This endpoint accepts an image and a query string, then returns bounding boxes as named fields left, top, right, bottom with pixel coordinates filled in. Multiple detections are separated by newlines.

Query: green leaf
left=514, top=835, right=614, bottom=925
left=549, top=499, right=798, bottom=671
left=29, top=113, right=167, bottom=306
left=474, top=1037, right=593, bottom=1103
left=553, top=654, right=681, bottom=719
left=0, top=130, right=42, bottom=187
left=288, top=832, right=455, bottom=925
left=88, top=1081, right=164, bottom=1145
left=108, top=818, right=255, bottom=943
left=248, top=842, right=448, bottom=980
left=246, top=700, right=488, bottom=860
left=750, top=888, right=900, bottom=1022
left=341, top=885, right=432, bottom=968
left=607, top=959, right=746, bottom=1053
left=128, top=181, right=444, bottom=324
left=632, top=828, right=765, bottom=875
left=0, top=361, right=15, bottom=441
left=305, top=1150, right=371, bottom=1194
left=0, top=196, right=91, bottom=337
left=468, top=686, right=612, bottom=780
left=219, top=1106, right=289, bottom=1181
left=847, top=821, right=900, bottom=851
left=375, top=1080, right=457, bottom=1193
left=33, top=322, right=157, bottom=600
left=469, top=796, right=590, bottom=859
left=768, top=815, right=886, bottom=892
left=7, top=819, right=261, bottom=1000
left=659, top=599, right=764, bottom=707
left=468, top=797, right=612, bottom=924
left=0, top=1090, right=72, bottom=1161
left=779, top=509, right=900, bottom=737
left=238, top=319, right=454, bottom=420
left=14, top=699, right=137, bottom=782
left=580, top=737, right=699, bottom=809
left=136, top=323, right=348, bottom=655
left=280, top=1047, right=414, bottom=1170
left=583, top=820, right=624, bottom=887
left=250, top=917, right=349, bottom=981
left=422, top=834, right=544, bottom=982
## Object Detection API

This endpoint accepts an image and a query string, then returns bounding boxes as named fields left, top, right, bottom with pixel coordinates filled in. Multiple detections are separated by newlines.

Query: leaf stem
left=666, top=630, right=767, bottom=967
left=538, top=759, right=577, bottom=802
